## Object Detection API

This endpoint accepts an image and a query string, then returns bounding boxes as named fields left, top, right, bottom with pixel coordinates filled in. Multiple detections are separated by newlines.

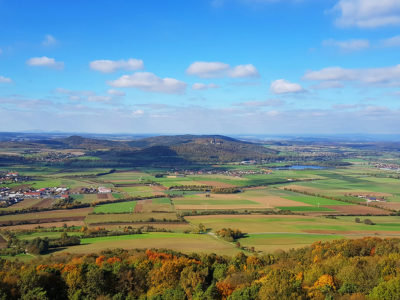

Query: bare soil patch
left=134, top=201, right=145, bottom=213
left=375, top=202, right=400, bottom=210
left=97, top=193, right=109, bottom=200
left=31, top=198, right=54, bottom=209
left=151, top=185, right=167, bottom=196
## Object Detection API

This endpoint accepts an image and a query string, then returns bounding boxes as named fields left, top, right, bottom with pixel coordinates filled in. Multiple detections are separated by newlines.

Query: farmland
left=0, top=134, right=400, bottom=261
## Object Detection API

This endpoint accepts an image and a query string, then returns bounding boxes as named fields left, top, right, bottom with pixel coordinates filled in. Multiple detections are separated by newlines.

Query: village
left=0, top=186, right=70, bottom=208
left=0, top=171, right=30, bottom=184
left=165, top=167, right=273, bottom=178
left=375, top=162, right=400, bottom=172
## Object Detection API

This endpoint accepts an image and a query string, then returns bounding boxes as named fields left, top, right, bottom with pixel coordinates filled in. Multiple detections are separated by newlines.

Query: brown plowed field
left=374, top=202, right=400, bottom=210
left=31, top=198, right=54, bottom=209
left=97, top=193, right=112, bottom=200
left=134, top=200, right=145, bottom=213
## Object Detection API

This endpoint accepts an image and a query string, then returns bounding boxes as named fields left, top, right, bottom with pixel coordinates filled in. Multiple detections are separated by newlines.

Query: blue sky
left=0, top=0, right=400, bottom=134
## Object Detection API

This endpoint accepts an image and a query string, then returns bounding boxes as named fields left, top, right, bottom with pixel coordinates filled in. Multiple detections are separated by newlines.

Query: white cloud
left=187, top=62, right=229, bottom=78
left=186, top=61, right=259, bottom=78
left=303, top=64, right=400, bottom=86
left=42, top=34, right=57, bottom=46
left=0, top=76, right=12, bottom=83
left=192, top=83, right=219, bottom=90
left=382, top=35, right=400, bottom=47
left=132, top=109, right=144, bottom=116
left=107, top=89, right=126, bottom=96
left=323, top=38, right=370, bottom=51
left=26, top=56, right=64, bottom=69
left=270, top=79, right=304, bottom=94
left=108, top=72, right=187, bottom=94
left=333, top=0, right=400, bottom=28
left=228, top=64, right=259, bottom=77
left=89, top=58, right=144, bottom=73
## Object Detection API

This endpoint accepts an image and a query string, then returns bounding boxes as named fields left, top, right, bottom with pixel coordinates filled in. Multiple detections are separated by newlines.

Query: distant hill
left=127, top=134, right=240, bottom=148
left=57, top=135, right=130, bottom=150
left=127, top=135, right=277, bottom=163
left=0, top=134, right=278, bottom=165
left=60, top=134, right=277, bottom=163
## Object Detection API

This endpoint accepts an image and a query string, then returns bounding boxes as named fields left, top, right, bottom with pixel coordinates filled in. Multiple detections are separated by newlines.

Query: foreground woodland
left=1, top=238, right=400, bottom=299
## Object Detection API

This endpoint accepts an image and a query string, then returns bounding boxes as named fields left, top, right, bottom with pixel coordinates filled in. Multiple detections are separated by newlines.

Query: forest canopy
left=1, top=238, right=400, bottom=299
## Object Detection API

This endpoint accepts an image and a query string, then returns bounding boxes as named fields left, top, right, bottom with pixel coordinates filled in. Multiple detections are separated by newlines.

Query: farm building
left=98, top=187, right=111, bottom=194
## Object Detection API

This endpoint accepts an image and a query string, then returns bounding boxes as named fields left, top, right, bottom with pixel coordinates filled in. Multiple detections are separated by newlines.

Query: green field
left=93, top=200, right=138, bottom=213
left=152, top=197, right=171, bottom=204
left=60, top=232, right=240, bottom=255
left=238, top=233, right=345, bottom=252
left=119, top=185, right=154, bottom=197
left=186, top=215, right=400, bottom=234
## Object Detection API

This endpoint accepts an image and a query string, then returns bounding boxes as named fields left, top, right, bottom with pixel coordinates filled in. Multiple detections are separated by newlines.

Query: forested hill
left=1, top=238, right=400, bottom=299
left=126, top=134, right=242, bottom=148
left=0, top=134, right=278, bottom=164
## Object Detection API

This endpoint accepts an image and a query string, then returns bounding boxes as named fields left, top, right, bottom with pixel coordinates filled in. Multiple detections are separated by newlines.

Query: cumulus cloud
left=192, top=83, right=219, bottom=90
left=89, top=58, right=144, bottom=73
left=26, top=56, right=64, bottom=69
left=270, top=79, right=305, bottom=94
left=381, top=35, right=400, bottom=47
left=42, top=34, right=57, bottom=46
left=303, top=64, right=400, bottom=86
left=108, top=72, right=187, bottom=94
left=107, top=89, right=126, bottom=96
left=0, top=76, right=12, bottom=83
left=332, top=0, right=400, bottom=28
left=229, top=64, right=259, bottom=78
left=323, top=38, right=370, bottom=51
left=186, top=61, right=259, bottom=78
